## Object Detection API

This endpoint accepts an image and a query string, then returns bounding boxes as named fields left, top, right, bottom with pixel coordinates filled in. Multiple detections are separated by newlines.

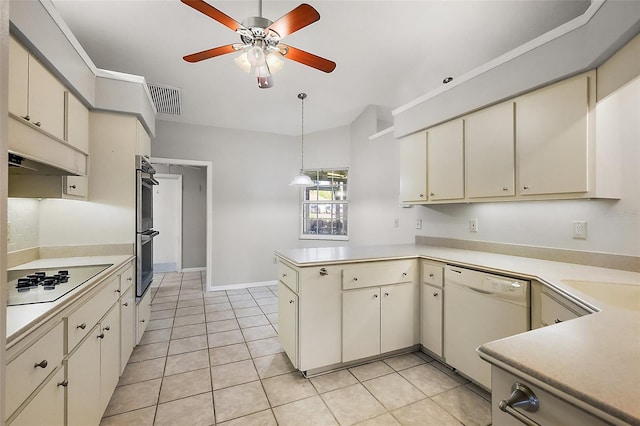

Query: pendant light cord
left=299, top=93, right=307, bottom=172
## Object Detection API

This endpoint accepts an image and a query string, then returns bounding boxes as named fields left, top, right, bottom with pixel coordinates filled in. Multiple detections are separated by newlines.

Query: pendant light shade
left=290, top=93, right=314, bottom=187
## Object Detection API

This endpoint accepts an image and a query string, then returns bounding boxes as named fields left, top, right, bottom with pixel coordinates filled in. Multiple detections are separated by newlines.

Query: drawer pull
left=523, top=185, right=530, bottom=190
left=419, top=194, right=424, bottom=198
left=353, top=277, right=358, bottom=282
left=97, top=333, right=105, bottom=339
left=319, top=268, right=328, bottom=276
left=34, top=360, right=48, bottom=369
left=503, top=187, right=509, bottom=191
left=373, top=293, right=378, bottom=298
left=57, top=380, right=69, bottom=387
left=115, top=289, right=121, bottom=294
left=127, top=277, right=133, bottom=281
left=282, top=273, right=287, bottom=278
left=554, top=318, right=563, bottom=324
left=123, top=302, right=129, bottom=307
left=22, top=115, right=30, bottom=121
left=77, top=323, right=87, bottom=330
left=433, top=292, right=439, bottom=297
left=104, top=326, right=111, bottom=331
left=34, top=121, right=42, bottom=127
left=383, top=292, right=389, bottom=297
left=402, top=272, right=407, bottom=277
left=289, top=300, right=294, bottom=304
left=429, top=273, right=434, bottom=278
left=69, top=184, right=77, bottom=189
left=141, top=319, right=146, bottom=323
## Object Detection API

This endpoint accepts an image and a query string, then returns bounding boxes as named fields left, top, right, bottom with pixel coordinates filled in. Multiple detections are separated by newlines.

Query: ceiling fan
left=181, top=0, right=336, bottom=88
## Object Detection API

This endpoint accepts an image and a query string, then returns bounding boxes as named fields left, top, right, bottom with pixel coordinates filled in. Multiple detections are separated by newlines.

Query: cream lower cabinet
left=8, top=368, right=66, bottom=426
left=99, top=304, right=121, bottom=413
left=66, top=323, right=102, bottom=426
left=343, top=282, right=418, bottom=363
left=277, top=282, right=298, bottom=367
left=136, top=289, right=152, bottom=344
left=120, top=286, right=136, bottom=374
left=420, top=262, right=444, bottom=357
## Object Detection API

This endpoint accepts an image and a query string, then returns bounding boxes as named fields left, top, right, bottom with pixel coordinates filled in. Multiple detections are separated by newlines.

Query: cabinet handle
left=104, top=326, right=111, bottom=331
left=97, top=333, right=105, bottom=339
left=499, top=383, right=539, bottom=425
left=123, top=302, right=129, bottom=307
left=554, top=318, right=563, bottom=324
left=502, top=187, right=509, bottom=191
left=77, top=323, right=86, bottom=330
left=319, top=268, right=328, bottom=276
left=523, top=185, right=529, bottom=190
left=127, top=277, right=133, bottom=281
left=69, top=185, right=77, bottom=189
left=353, top=277, right=358, bottom=282
left=373, top=293, right=378, bottom=298
left=433, top=292, right=439, bottom=297
left=429, top=273, right=434, bottom=278
left=282, top=273, right=287, bottom=278
left=141, top=319, right=146, bottom=323
left=430, top=193, right=435, bottom=197
left=383, top=292, right=389, bottom=297
left=289, top=300, right=294, bottom=304
left=22, top=115, right=30, bottom=121
left=34, top=121, right=42, bottom=127
left=57, top=380, right=69, bottom=388
left=34, top=360, right=48, bottom=369
left=115, top=289, right=121, bottom=294
left=419, top=194, right=424, bottom=198
left=402, top=272, right=407, bottom=277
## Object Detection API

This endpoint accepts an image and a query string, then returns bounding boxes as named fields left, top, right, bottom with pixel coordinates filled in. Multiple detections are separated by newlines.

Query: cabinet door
left=120, top=287, right=136, bottom=374
left=420, top=284, right=443, bottom=357
left=277, top=283, right=298, bottom=368
left=399, top=131, right=427, bottom=202
left=66, top=92, right=89, bottom=153
left=63, top=176, right=88, bottom=199
left=427, top=119, right=464, bottom=200
left=8, top=368, right=65, bottom=426
left=28, top=55, right=66, bottom=140
left=8, top=37, right=29, bottom=118
left=381, top=282, right=417, bottom=353
left=516, top=74, right=589, bottom=195
left=136, top=120, right=151, bottom=157
left=136, top=289, right=152, bottom=344
left=100, top=304, right=121, bottom=413
left=66, top=325, right=102, bottom=426
left=465, top=102, right=515, bottom=198
left=342, top=288, right=380, bottom=362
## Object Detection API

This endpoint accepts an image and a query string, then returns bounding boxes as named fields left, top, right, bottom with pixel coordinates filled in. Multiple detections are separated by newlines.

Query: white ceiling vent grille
left=148, top=83, right=182, bottom=115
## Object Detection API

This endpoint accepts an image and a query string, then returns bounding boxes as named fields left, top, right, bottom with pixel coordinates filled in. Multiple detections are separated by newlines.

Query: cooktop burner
left=8, top=264, right=112, bottom=306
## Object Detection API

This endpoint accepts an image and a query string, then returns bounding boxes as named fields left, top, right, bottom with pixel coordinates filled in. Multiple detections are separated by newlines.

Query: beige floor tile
left=321, top=383, right=386, bottom=426
left=248, top=286, right=271, bottom=294
left=310, top=369, right=358, bottom=394
left=165, top=349, right=210, bottom=376
left=208, top=329, right=245, bottom=348
left=204, top=295, right=229, bottom=305
left=154, top=392, right=215, bottom=426
left=363, top=373, right=425, bottom=411
left=129, top=341, right=169, bottom=363
left=399, top=364, right=461, bottom=396
left=273, top=395, right=338, bottom=426
left=173, top=313, right=206, bottom=327
left=100, top=406, right=156, bottom=426
left=139, top=327, right=172, bottom=345
left=266, top=312, right=278, bottom=323
left=145, top=318, right=174, bottom=331
left=178, top=293, right=204, bottom=301
left=430, top=361, right=469, bottom=385
left=152, top=296, right=179, bottom=305
left=206, top=319, right=240, bottom=333
left=209, top=343, right=251, bottom=366
left=154, top=289, right=180, bottom=298
left=247, top=337, right=284, bottom=358
left=231, top=299, right=258, bottom=309
left=171, top=323, right=207, bottom=340
left=349, top=361, right=394, bottom=382
left=177, top=298, right=205, bottom=308
left=431, top=386, right=492, bottom=426
left=227, top=289, right=250, bottom=296
left=151, top=309, right=176, bottom=320
left=383, top=353, right=427, bottom=371
left=159, top=368, right=212, bottom=403
left=234, top=306, right=264, bottom=318
left=103, top=378, right=162, bottom=417
left=213, top=381, right=270, bottom=423
left=237, top=314, right=269, bottom=329
left=391, top=398, right=462, bottom=426
left=180, top=287, right=203, bottom=295
left=217, top=409, right=277, bottom=426
left=211, top=359, right=259, bottom=390
left=227, top=294, right=253, bottom=302
left=204, top=290, right=227, bottom=298
left=465, top=382, right=491, bottom=402
left=205, top=309, right=236, bottom=322
left=151, top=301, right=178, bottom=312
left=262, top=371, right=317, bottom=406
left=119, top=357, right=166, bottom=386
left=255, top=296, right=278, bottom=306
left=175, top=306, right=205, bottom=317
left=253, top=352, right=296, bottom=379
left=355, top=413, right=401, bottom=426
left=260, top=304, right=278, bottom=314
left=241, top=324, right=277, bottom=342
left=205, top=302, right=233, bottom=312
left=168, top=334, right=208, bottom=356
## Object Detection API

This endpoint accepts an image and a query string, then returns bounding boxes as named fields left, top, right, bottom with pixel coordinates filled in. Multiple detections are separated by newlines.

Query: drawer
left=422, top=262, right=443, bottom=287
left=6, top=322, right=64, bottom=418
left=342, top=260, right=415, bottom=290
left=278, top=261, right=299, bottom=293
left=67, top=276, right=120, bottom=351
left=540, top=292, right=581, bottom=326
left=120, top=263, right=135, bottom=294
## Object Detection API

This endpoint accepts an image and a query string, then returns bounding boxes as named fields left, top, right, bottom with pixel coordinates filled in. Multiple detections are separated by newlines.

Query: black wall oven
left=136, top=155, right=159, bottom=301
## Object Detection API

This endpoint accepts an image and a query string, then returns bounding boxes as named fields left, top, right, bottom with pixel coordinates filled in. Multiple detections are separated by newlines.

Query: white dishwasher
left=444, top=265, right=529, bottom=390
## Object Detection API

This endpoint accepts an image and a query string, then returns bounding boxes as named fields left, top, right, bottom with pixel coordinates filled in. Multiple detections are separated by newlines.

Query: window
left=300, top=169, right=348, bottom=240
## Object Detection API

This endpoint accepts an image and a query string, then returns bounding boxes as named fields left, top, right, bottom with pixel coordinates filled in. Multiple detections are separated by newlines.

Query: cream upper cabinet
left=65, top=91, right=90, bottom=153
left=427, top=119, right=464, bottom=201
left=399, top=131, right=427, bottom=202
left=8, top=37, right=29, bottom=119
left=516, top=73, right=590, bottom=196
left=26, top=52, right=66, bottom=140
left=137, top=120, right=151, bottom=158
left=465, top=102, right=515, bottom=198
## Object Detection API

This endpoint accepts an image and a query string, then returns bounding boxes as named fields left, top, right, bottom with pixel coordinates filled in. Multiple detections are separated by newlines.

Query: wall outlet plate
left=469, top=218, right=478, bottom=233
left=415, top=218, right=422, bottom=230
left=573, top=221, right=587, bottom=239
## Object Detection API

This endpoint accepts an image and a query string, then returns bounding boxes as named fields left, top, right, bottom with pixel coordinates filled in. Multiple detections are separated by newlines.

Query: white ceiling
left=50, top=0, right=590, bottom=136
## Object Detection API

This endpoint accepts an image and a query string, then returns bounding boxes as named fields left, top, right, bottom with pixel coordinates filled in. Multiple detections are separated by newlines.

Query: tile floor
left=100, top=271, right=492, bottom=426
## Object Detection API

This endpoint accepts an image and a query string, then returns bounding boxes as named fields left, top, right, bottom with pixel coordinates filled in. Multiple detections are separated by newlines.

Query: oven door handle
left=140, top=230, right=160, bottom=239
left=140, top=172, right=159, bottom=185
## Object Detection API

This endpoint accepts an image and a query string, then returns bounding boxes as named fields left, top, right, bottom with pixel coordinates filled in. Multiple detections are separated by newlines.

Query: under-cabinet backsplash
left=7, top=198, right=39, bottom=252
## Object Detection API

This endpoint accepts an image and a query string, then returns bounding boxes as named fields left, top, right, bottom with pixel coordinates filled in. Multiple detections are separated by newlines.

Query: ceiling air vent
left=147, top=83, right=182, bottom=115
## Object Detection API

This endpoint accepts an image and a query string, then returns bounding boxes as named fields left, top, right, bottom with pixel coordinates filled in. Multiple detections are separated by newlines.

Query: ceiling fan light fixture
left=265, top=51, right=285, bottom=75
left=234, top=52, right=252, bottom=73
left=246, top=45, right=266, bottom=67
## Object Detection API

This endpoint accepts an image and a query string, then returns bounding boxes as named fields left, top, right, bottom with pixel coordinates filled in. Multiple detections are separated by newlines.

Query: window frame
left=298, top=168, right=349, bottom=241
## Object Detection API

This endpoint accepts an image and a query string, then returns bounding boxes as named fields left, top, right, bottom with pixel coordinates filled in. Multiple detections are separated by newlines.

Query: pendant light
left=289, top=93, right=314, bottom=187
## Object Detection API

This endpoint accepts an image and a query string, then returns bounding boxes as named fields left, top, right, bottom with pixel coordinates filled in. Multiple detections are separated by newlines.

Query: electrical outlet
left=573, top=221, right=587, bottom=239
left=394, top=219, right=399, bottom=228
left=469, top=218, right=478, bottom=233
left=273, top=257, right=278, bottom=264
left=415, top=218, right=422, bottom=230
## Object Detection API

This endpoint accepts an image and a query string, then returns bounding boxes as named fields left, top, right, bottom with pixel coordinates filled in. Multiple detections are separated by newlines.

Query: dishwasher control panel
left=445, top=265, right=528, bottom=304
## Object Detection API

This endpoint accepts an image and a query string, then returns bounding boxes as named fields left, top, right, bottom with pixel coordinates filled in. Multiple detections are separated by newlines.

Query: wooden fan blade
left=181, top=0, right=244, bottom=32
left=183, top=44, right=237, bottom=63
left=283, top=45, right=336, bottom=73
left=266, top=4, right=320, bottom=38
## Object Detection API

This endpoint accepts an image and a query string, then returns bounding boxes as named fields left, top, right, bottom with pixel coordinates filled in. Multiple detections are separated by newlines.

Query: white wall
left=415, top=76, right=640, bottom=257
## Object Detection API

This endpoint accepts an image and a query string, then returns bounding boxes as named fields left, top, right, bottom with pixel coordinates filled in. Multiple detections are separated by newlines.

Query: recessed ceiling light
left=443, top=77, right=453, bottom=84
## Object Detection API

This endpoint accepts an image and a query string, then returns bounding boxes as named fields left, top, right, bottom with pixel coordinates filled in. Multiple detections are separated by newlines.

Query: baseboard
left=181, top=267, right=206, bottom=272
left=207, top=280, right=277, bottom=292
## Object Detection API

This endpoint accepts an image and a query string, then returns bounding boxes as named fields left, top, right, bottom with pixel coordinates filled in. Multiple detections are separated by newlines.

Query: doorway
left=153, top=174, right=182, bottom=273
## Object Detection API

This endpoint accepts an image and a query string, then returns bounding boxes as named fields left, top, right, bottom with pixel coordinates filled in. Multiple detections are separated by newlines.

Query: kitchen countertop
left=275, top=244, right=640, bottom=424
left=6, top=255, right=135, bottom=346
